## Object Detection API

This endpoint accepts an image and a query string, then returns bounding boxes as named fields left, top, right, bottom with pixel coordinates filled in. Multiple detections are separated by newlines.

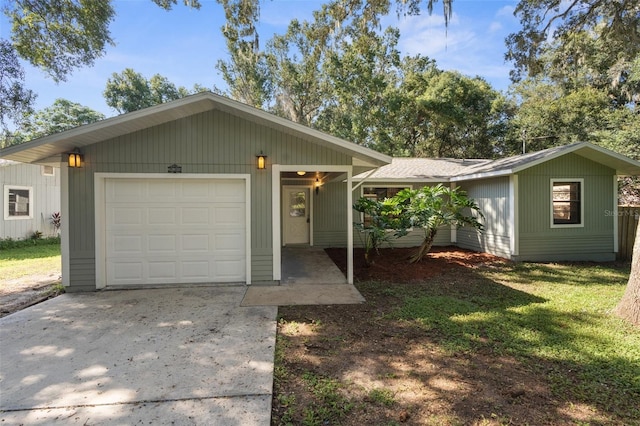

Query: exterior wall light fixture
left=256, top=153, right=267, bottom=170
left=67, top=149, right=83, bottom=168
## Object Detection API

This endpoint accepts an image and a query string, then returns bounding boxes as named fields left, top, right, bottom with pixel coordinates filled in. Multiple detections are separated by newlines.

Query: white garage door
left=105, top=178, right=246, bottom=286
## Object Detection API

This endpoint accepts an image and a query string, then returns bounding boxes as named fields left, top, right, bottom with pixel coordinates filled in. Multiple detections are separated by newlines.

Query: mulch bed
left=325, top=245, right=507, bottom=282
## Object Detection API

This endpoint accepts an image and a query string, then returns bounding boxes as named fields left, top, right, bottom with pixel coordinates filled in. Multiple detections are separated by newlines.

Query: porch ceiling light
left=297, top=171, right=306, bottom=176
left=67, top=149, right=83, bottom=168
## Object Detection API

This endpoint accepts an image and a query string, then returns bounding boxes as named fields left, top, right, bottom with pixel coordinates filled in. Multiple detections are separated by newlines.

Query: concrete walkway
left=241, top=247, right=365, bottom=306
left=0, top=286, right=277, bottom=425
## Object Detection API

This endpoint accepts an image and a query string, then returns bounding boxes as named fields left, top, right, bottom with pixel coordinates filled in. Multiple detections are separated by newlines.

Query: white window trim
left=360, top=185, right=413, bottom=232
left=4, top=185, right=33, bottom=220
left=550, top=178, right=584, bottom=228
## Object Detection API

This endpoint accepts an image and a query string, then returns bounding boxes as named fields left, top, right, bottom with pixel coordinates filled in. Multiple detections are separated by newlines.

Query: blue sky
left=0, top=0, right=521, bottom=118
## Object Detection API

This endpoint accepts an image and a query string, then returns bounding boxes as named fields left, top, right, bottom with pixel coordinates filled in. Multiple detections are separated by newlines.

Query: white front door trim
left=95, top=173, right=251, bottom=289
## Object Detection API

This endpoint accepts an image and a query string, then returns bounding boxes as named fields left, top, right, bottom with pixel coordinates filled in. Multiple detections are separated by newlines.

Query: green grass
left=0, top=241, right=61, bottom=281
left=300, top=372, right=354, bottom=425
left=392, top=261, right=639, bottom=419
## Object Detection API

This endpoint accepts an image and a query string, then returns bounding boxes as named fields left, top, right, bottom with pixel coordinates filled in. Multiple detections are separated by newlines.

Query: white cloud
left=489, top=21, right=503, bottom=33
left=395, top=7, right=518, bottom=91
left=496, top=5, right=516, bottom=18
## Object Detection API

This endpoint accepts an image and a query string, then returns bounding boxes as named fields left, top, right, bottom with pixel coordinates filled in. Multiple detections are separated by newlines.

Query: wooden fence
left=618, top=206, right=640, bottom=261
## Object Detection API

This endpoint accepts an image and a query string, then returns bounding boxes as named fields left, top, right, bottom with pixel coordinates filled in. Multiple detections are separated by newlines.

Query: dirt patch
left=271, top=247, right=620, bottom=425
left=1, top=272, right=63, bottom=318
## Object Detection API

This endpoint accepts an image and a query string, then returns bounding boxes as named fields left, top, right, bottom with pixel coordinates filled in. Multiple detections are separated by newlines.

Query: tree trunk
left=615, top=222, right=640, bottom=327
left=409, top=228, right=438, bottom=264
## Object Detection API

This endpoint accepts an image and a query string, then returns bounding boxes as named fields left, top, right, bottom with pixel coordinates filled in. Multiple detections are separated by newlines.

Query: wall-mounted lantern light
left=67, top=149, right=83, bottom=168
left=315, top=177, right=321, bottom=195
left=256, top=153, right=267, bottom=170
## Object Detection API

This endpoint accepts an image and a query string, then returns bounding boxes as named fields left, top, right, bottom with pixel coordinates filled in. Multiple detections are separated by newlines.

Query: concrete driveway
left=0, top=286, right=277, bottom=425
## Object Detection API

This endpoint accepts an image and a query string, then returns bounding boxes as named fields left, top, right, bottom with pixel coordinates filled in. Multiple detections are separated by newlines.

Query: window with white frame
left=362, top=186, right=410, bottom=227
left=4, top=185, right=33, bottom=220
left=551, top=179, right=583, bottom=227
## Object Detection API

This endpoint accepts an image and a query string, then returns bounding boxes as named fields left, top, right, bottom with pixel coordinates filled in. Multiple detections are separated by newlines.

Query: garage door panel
left=214, top=206, right=245, bottom=226
left=214, top=181, right=245, bottom=201
left=214, top=259, right=245, bottom=280
left=148, top=261, right=177, bottom=279
left=105, top=178, right=246, bottom=286
left=182, top=261, right=210, bottom=279
left=113, top=235, right=143, bottom=254
left=108, top=180, right=144, bottom=201
left=147, top=235, right=177, bottom=252
left=182, top=207, right=210, bottom=225
left=110, top=262, right=144, bottom=283
left=214, top=232, right=244, bottom=252
left=110, top=207, right=143, bottom=225
left=182, top=234, right=209, bottom=251
left=148, top=208, right=176, bottom=225
left=182, top=181, right=211, bottom=199
left=148, top=181, right=176, bottom=200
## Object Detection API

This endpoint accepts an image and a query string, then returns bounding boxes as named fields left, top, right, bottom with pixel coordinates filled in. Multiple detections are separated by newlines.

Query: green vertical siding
left=68, top=109, right=353, bottom=290
left=517, top=153, right=615, bottom=261
left=314, top=181, right=349, bottom=247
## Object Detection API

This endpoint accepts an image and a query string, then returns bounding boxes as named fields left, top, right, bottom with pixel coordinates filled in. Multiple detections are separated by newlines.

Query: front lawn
left=272, top=248, right=639, bottom=425
left=0, top=239, right=61, bottom=281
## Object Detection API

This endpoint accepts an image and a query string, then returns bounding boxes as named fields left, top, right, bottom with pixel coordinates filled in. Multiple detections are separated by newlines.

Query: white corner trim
left=61, top=164, right=70, bottom=287
left=346, top=168, right=354, bottom=284
left=272, top=165, right=282, bottom=281
left=509, top=175, right=519, bottom=256
left=613, top=176, right=619, bottom=253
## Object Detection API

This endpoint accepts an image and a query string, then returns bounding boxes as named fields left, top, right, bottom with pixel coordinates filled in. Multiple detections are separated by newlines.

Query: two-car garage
left=96, top=174, right=250, bottom=288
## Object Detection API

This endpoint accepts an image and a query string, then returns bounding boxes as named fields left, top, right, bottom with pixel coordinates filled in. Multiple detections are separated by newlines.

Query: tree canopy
left=103, top=69, right=208, bottom=114
left=4, top=99, right=104, bottom=148
left=0, top=39, right=36, bottom=140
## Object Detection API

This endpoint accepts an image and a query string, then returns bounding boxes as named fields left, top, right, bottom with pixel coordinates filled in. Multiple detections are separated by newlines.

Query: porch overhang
left=272, top=164, right=355, bottom=284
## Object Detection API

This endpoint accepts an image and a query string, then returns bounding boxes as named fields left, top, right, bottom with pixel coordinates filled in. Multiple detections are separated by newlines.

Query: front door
left=283, top=186, right=310, bottom=245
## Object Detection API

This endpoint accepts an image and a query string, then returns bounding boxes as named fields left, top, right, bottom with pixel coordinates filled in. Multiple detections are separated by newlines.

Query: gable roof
left=354, top=142, right=640, bottom=182
left=0, top=92, right=391, bottom=168
left=452, top=142, right=640, bottom=180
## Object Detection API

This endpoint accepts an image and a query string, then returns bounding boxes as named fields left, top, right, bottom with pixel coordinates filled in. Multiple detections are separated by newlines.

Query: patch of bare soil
left=271, top=247, right=619, bottom=425
left=1, top=272, right=63, bottom=318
